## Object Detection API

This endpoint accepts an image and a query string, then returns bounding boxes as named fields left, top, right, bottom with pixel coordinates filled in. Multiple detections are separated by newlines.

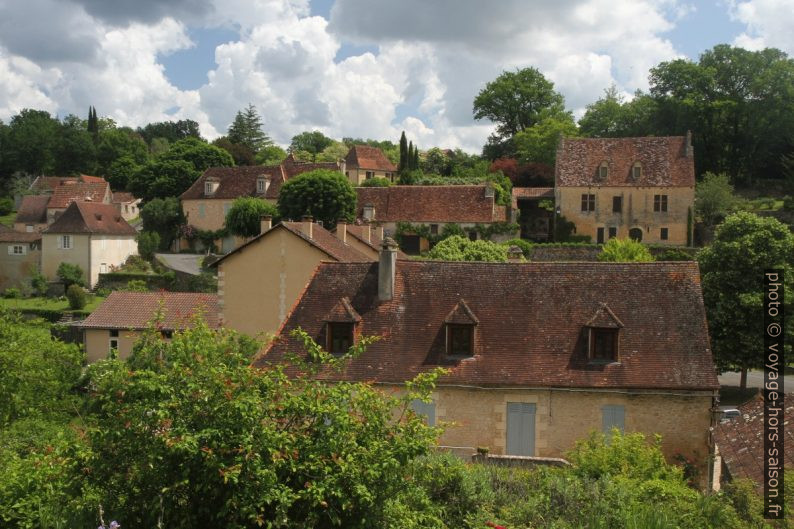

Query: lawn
left=0, top=295, right=106, bottom=313
left=0, top=211, right=15, bottom=227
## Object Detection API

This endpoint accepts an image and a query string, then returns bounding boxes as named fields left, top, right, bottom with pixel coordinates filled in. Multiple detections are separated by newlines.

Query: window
left=596, top=227, right=605, bottom=244
left=589, top=328, right=619, bottom=362
left=410, top=399, right=436, bottom=426
left=430, top=224, right=439, bottom=235
left=581, top=194, right=595, bottom=212
left=365, top=171, right=374, bottom=179
left=660, top=227, right=669, bottom=240
left=257, top=177, right=267, bottom=194
left=161, top=330, right=173, bottom=339
left=100, top=263, right=107, bottom=274
left=608, top=227, right=617, bottom=239
left=223, top=203, right=231, bottom=216
left=654, top=194, right=668, bottom=212
left=612, top=196, right=622, bottom=213
left=447, top=324, right=474, bottom=356
left=602, top=404, right=625, bottom=435
left=327, top=322, right=354, bottom=355
left=25, top=224, right=33, bottom=232
left=109, top=339, right=118, bottom=351
left=628, top=228, right=643, bottom=242
left=110, top=329, right=119, bottom=337
left=9, top=244, right=25, bottom=255
left=60, top=235, right=72, bottom=249
left=205, top=181, right=214, bottom=195
left=632, top=162, right=642, bottom=179
left=598, top=161, right=608, bottom=179
left=198, top=204, right=206, bottom=218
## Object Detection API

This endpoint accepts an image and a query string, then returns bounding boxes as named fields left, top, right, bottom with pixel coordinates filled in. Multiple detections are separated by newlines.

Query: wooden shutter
left=410, top=399, right=436, bottom=427
left=506, top=402, right=536, bottom=456
left=602, top=404, right=625, bottom=435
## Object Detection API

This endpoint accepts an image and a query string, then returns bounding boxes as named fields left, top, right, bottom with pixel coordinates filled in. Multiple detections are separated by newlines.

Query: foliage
left=212, top=136, right=256, bottom=166
left=123, top=279, right=149, bottom=292
left=136, top=230, right=160, bottom=261
left=398, top=169, right=422, bottom=185
left=0, top=196, right=13, bottom=216
left=290, top=130, right=334, bottom=161
left=654, top=248, right=695, bottom=261
left=597, top=238, right=654, bottom=262
left=65, top=284, right=87, bottom=310
left=316, top=141, right=349, bottom=163
left=56, top=262, right=85, bottom=289
left=79, top=323, right=442, bottom=528
left=227, top=104, right=272, bottom=154
left=488, top=158, right=554, bottom=187
left=120, top=254, right=153, bottom=274
left=578, top=86, right=658, bottom=138
left=3, top=287, right=21, bottom=299
left=698, top=212, right=794, bottom=374
left=696, top=172, right=739, bottom=226
left=137, top=119, right=202, bottom=146
left=277, top=169, right=357, bottom=228
left=502, top=238, right=533, bottom=258
left=426, top=235, right=508, bottom=262
left=140, top=197, right=184, bottom=251
left=186, top=271, right=218, bottom=293
left=412, top=172, right=513, bottom=207
left=420, top=147, right=450, bottom=175
left=514, top=110, right=578, bottom=165
left=359, top=176, right=392, bottom=187
left=95, top=127, right=149, bottom=176
left=224, top=197, right=280, bottom=238
left=256, top=144, right=288, bottom=165
left=29, top=269, right=47, bottom=297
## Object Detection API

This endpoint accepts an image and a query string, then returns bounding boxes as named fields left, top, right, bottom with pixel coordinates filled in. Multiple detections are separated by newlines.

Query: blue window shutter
left=602, top=404, right=625, bottom=435
left=410, top=399, right=436, bottom=427
left=506, top=402, right=536, bottom=456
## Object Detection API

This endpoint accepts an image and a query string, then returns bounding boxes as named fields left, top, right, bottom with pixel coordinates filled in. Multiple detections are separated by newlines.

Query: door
left=400, top=235, right=421, bottom=255
left=506, top=402, right=536, bottom=456
left=596, top=227, right=605, bottom=244
left=628, top=228, right=643, bottom=241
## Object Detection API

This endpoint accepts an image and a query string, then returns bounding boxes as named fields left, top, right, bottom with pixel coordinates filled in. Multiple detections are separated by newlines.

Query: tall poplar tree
left=398, top=131, right=408, bottom=172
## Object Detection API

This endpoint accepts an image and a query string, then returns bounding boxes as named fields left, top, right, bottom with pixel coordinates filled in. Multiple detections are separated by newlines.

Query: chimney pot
left=260, top=215, right=272, bottom=233
left=507, top=245, right=524, bottom=261
left=378, top=237, right=398, bottom=301
left=301, top=215, right=313, bottom=239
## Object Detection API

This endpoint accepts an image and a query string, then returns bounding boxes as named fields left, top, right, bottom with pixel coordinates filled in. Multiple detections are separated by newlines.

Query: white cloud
left=730, top=0, right=794, bottom=54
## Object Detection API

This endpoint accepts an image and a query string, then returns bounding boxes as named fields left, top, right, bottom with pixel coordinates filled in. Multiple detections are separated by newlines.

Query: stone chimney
left=337, top=220, right=347, bottom=243
left=378, top=237, right=398, bottom=301
left=377, top=225, right=384, bottom=240
left=507, top=245, right=524, bottom=262
left=685, top=130, right=693, bottom=158
left=260, top=215, right=272, bottom=233
left=301, top=215, right=313, bottom=239
left=339, top=159, right=347, bottom=175
left=364, top=222, right=372, bottom=243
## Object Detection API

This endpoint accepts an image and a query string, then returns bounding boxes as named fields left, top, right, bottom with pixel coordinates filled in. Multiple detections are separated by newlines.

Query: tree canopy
left=227, top=104, right=272, bottom=154
left=289, top=131, right=334, bottom=162
left=426, top=236, right=509, bottom=262
left=140, top=197, right=185, bottom=250
left=225, top=197, right=279, bottom=237
left=277, top=169, right=356, bottom=228
left=597, top=238, right=654, bottom=262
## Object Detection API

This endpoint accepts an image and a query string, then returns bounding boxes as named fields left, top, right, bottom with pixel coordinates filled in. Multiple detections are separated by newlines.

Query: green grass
left=0, top=211, right=15, bottom=227
left=0, top=295, right=106, bottom=312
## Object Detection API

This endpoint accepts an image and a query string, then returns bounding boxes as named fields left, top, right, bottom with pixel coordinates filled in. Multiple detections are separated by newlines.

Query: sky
left=0, top=0, right=792, bottom=153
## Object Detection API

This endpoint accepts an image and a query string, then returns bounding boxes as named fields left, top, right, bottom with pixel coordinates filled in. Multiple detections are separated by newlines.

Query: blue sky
left=0, top=0, right=791, bottom=151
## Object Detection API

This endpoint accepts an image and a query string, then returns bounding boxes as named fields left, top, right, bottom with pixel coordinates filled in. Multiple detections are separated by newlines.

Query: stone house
left=211, top=217, right=374, bottom=337
left=261, top=248, right=720, bottom=483
left=355, top=185, right=516, bottom=253
left=14, top=177, right=113, bottom=232
left=0, top=227, right=41, bottom=291
left=111, top=191, right=142, bottom=221
left=555, top=135, right=695, bottom=245
left=78, top=291, right=219, bottom=362
left=179, top=155, right=341, bottom=253
left=343, top=145, right=397, bottom=185
left=14, top=195, right=50, bottom=232
left=45, top=180, right=113, bottom=224
left=41, top=202, right=138, bottom=288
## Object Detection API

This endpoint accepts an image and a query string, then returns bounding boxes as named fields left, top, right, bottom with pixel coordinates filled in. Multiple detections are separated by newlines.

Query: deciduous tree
left=277, top=169, right=356, bottom=228
left=224, top=197, right=279, bottom=237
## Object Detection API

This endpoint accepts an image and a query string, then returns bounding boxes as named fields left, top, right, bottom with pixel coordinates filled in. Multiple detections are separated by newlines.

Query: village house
left=45, top=180, right=113, bottom=224
left=78, top=291, right=219, bottom=362
left=111, top=191, right=141, bottom=221
left=261, top=244, right=720, bottom=484
left=555, top=135, right=695, bottom=245
left=211, top=217, right=375, bottom=338
left=41, top=201, right=138, bottom=288
left=343, top=145, right=397, bottom=185
left=356, top=185, right=517, bottom=254
left=14, top=195, right=50, bottom=232
left=14, top=177, right=114, bottom=232
left=0, top=226, right=41, bottom=291
left=179, top=155, right=341, bottom=252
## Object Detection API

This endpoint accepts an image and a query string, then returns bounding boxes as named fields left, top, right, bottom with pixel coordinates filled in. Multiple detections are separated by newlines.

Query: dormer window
left=363, top=204, right=375, bottom=221
left=444, top=300, right=478, bottom=357
left=632, top=162, right=642, bottom=180
left=257, top=176, right=270, bottom=194
left=598, top=161, right=608, bottom=180
left=324, top=297, right=361, bottom=355
left=584, top=303, right=623, bottom=363
left=205, top=180, right=219, bottom=196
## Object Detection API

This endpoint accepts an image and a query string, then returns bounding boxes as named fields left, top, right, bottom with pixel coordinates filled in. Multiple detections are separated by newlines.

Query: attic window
left=632, top=162, right=642, bottom=180
left=327, top=323, right=354, bottom=355
left=598, top=161, right=608, bottom=179
left=205, top=180, right=218, bottom=196
left=363, top=204, right=375, bottom=221
left=444, top=300, right=478, bottom=357
left=257, top=176, right=270, bottom=194
left=584, top=303, right=624, bottom=363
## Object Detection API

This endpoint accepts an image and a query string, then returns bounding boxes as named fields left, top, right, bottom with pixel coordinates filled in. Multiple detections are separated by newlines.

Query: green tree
left=426, top=235, right=508, bottom=262
left=55, top=114, right=97, bottom=175
left=360, top=177, right=391, bottom=187
left=316, top=141, right=349, bottom=163
left=87, top=105, right=98, bottom=141
left=514, top=111, right=578, bottom=165
left=277, top=169, right=356, bottom=228
left=106, top=155, right=141, bottom=191
left=82, top=322, right=441, bottom=528
left=289, top=131, right=334, bottom=162
left=227, top=104, right=272, bottom=154
left=56, top=263, right=85, bottom=290
left=95, top=127, right=149, bottom=176
left=399, top=131, right=408, bottom=173
left=698, top=212, right=794, bottom=386
left=224, top=197, right=279, bottom=237
left=256, top=144, right=288, bottom=165
left=578, top=86, right=659, bottom=138
left=140, top=197, right=184, bottom=251
left=420, top=148, right=450, bottom=176
left=65, top=284, right=87, bottom=310
left=695, top=172, right=739, bottom=227
left=128, top=158, right=197, bottom=201
left=136, top=231, right=161, bottom=260
left=5, top=109, right=61, bottom=176
left=137, top=119, right=202, bottom=145
left=212, top=136, right=256, bottom=166
left=159, top=137, right=234, bottom=175
left=597, top=238, right=654, bottom=262
left=473, top=67, right=566, bottom=144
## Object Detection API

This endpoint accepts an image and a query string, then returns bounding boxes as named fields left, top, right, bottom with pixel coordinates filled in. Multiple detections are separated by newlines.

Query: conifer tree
left=227, top=104, right=273, bottom=154
left=407, top=141, right=414, bottom=170
left=412, top=145, right=420, bottom=170
left=398, top=131, right=407, bottom=172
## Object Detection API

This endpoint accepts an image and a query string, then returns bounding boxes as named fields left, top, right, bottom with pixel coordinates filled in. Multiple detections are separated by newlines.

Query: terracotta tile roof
left=80, top=291, right=219, bottom=330
left=259, top=261, right=720, bottom=391
left=30, top=176, right=79, bottom=192
left=356, top=186, right=503, bottom=223
left=180, top=157, right=340, bottom=201
left=43, top=202, right=137, bottom=235
left=345, top=145, right=397, bottom=172
left=513, top=187, right=554, bottom=199
left=79, top=174, right=107, bottom=183
left=714, top=394, right=794, bottom=490
left=339, top=224, right=409, bottom=259
left=47, top=181, right=111, bottom=209
left=15, top=195, right=49, bottom=223
left=0, top=231, right=42, bottom=243
left=556, top=136, right=695, bottom=187
left=211, top=221, right=373, bottom=267
left=111, top=191, right=138, bottom=204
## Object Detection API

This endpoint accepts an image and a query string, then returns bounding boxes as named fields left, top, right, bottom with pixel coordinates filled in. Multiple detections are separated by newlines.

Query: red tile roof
left=556, top=136, right=695, bottom=187
left=0, top=231, right=42, bottom=243
left=337, top=224, right=409, bottom=259
left=111, top=191, right=138, bottom=204
left=47, top=181, right=111, bottom=209
left=512, top=187, right=554, bottom=199
left=356, top=186, right=503, bottom=223
left=15, top=195, right=49, bottom=223
left=211, top=221, right=373, bottom=267
left=259, top=260, right=720, bottom=391
left=345, top=145, right=397, bottom=172
left=714, top=394, right=794, bottom=490
left=80, top=291, right=219, bottom=330
left=180, top=157, right=340, bottom=201
left=79, top=174, right=107, bottom=183
left=30, top=176, right=79, bottom=192
left=43, top=202, right=137, bottom=235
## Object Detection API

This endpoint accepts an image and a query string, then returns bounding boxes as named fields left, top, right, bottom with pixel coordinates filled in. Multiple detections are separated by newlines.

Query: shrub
left=426, top=235, right=508, bottom=262
left=56, top=263, right=85, bottom=289
left=501, top=239, right=533, bottom=258
left=0, top=197, right=14, bottom=216
left=597, top=238, right=654, bottom=262
left=360, top=177, right=392, bottom=187
left=224, top=197, right=279, bottom=238
left=65, top=284, right=87, bottom=310
left=3, top=287, right=20, bottom=299
left=654, top=248, right=694, bottom=261
left=121, top=254, right=152, bottom=273
left=136, top=231, right=160, bottom=261
left=29, top=269, right=47, bottom=297
left=124, top=280, right=148, bottom=292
